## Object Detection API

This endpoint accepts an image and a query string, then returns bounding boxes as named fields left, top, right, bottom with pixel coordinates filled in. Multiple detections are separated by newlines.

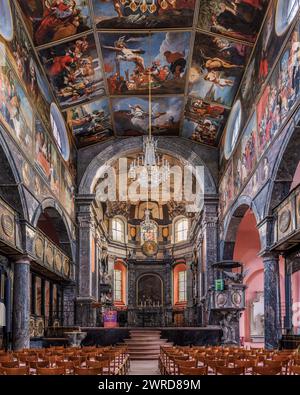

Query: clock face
left=142, top=240, right=158, bottom=257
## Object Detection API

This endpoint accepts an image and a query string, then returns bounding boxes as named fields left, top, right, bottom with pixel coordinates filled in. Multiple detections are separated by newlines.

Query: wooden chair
left=179, top=366, right=208, bottom=375
left=175, top=359, right=197, bottom=375
left=29, top=361, right=49, bottom=369
left=234, top=359, right=257, bottom=373
left=36, top=367, right=65, bottom=375
left=216, top=366, right=244, bottom=375
left=1, top=361, right=19, bottom=368
left=74, top=367, right=102, bottom=375
left=0, top=355, right=13, bottom=363
left=56, top=361, right=75, bottom=374
left=289, top=365, right=300, bottom=375
left=252, top=366, right=282, bottom=375
left=207, top=359, right=227, bottom=374
left=0, top=367, right=29, bottom=375
left=264, top=360, right=283, bottom=369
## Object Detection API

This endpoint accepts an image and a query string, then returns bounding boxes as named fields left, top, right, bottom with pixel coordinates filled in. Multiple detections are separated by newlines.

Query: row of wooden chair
left=159, top=345, right=300, bottom=375
left=0, top=345, right=130, bottom=375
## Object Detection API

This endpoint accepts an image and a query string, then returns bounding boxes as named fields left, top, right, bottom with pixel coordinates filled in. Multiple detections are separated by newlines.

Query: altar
left=126, top=258, right=174, bottom=326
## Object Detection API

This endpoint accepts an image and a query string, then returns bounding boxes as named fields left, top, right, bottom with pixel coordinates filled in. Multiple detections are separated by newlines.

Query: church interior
left=0, top=0, right=300, bottom=376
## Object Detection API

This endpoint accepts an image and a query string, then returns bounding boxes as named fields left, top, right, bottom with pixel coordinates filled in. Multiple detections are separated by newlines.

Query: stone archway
left=78, top=137, right=218, bottom=196
left=0, top=126, right=28, bottom=220
left=220, top=196, right=261, bottom=261
left=32, top=198, right=75, bottom=261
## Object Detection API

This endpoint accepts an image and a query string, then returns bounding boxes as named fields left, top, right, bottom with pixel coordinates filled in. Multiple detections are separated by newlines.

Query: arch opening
left=36, top=207, right=72, bottom=258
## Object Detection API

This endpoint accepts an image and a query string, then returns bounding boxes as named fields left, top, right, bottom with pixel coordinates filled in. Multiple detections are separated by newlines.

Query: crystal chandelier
left=129, top=36, right=170, bottom=188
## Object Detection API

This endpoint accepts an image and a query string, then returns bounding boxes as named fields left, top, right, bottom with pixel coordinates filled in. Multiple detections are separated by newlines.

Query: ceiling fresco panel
left=39, top=34, right=105, bottom=108
left=92, top=0, right=196, bottom=29
left=197, top=0, right=269, bottom=43
left=182, top=117, right=221, bottom=146
left=112, top=96, right=183, bottom=136
left=188, top=32, right=251, bottom=107
left=99, top=31, right=191, bottom=95
left=9, top=0, right=271, bottom=149
left=183, top=96, right=229, bottom=145
left=66, top=97, right=114, bottom=147
left=16, top=0, right=92, bottom=46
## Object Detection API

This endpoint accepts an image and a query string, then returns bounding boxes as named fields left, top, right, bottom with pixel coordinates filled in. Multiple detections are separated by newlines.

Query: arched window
left=224, top=100, right=242, bottom=160
left=0, top=0, right=13, bottom=42
left=178, top=270, right=187, bottom=303
left=112, top=218, right=125, bottom=243
left=113, top=260, right=127, bottom=306
left=173, top=263, right=187, bottom=305
left=275, top=0, right=299, bottom=36
left=50, top=103, right=70, bottom=161
left=114, top=269, right=122, bottom=302
left=175, top=218, right=189, bottom=243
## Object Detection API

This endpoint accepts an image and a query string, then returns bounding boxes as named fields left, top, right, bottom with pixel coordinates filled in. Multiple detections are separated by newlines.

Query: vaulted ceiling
left=16, top=0, right=269, bottom=149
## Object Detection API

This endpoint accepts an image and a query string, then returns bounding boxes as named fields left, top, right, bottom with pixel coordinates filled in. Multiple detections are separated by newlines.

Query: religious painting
left=256, top=69, right=281, bottom=158
left=188, top=32, right=250, bottom=107
left=278, top=21, right=300, bottom=122
left=219, top=160, right=234, bottom=218
left=182, top=117, right=220, bottom=146
left=39, top=34, right=105, bottom=108
left=0, top=53, right=33, bottom=155
left=35, top=117, right=60, bottom=195
left=66, top=98, right=114, bottom=147
left=60, top=165, right=75, bottom=218
left=232, top=111, right=258, bottom=194
left=99, top=31, right=191, bottom=95
left=197, top=0, right=268, bottom=43
left=0, top=2, right=52, bottom=131
left=112, top=96, right=183, bottom=136
left=185, top=97, right=229, bottom=123
left=16, top=0, right=92, bottom=46
left=92, top=0, right=195, bottom=29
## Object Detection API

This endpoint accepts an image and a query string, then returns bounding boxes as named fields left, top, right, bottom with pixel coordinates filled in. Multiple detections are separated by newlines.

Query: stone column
left=284, top=258, right=293, bottom=333
left=202, top=202, right=218, bottom=290
left=262, top=252, right=281, bottom=349
left=13, top=257, right=30, bottom=350
left=76, top=195, right=97, bottom=326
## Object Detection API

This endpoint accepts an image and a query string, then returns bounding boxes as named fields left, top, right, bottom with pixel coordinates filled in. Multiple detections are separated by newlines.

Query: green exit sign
left=215, top=279, right=224, bottom=291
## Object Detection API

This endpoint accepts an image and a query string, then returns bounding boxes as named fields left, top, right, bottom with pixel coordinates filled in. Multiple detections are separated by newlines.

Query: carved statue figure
left=222, top=268, right=249, bottom=284
left=106, top=201, right=130, bottom=218
left=220, top=312, right=238, bottom=344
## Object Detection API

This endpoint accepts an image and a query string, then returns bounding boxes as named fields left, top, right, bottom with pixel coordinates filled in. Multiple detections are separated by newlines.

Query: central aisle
left=128, top=360, right=160, bottom=375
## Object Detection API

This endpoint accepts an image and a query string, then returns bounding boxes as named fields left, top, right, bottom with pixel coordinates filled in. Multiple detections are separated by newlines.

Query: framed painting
left=100, top=31, right=191, bottom=95
left=66, top=97, right=114, bottom=147
left=16, top=0, right=92, bottom=46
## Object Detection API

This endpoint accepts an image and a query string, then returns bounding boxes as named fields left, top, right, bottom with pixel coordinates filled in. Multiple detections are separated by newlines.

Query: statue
left=106, top=201, right=130, bottom=218
left=222, top=268, right=249, bottom=284
left=220, top=311, right=239, bottom=344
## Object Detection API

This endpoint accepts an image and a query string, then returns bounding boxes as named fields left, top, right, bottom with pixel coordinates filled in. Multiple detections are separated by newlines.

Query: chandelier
left=129, top=36, right=170, bottom=188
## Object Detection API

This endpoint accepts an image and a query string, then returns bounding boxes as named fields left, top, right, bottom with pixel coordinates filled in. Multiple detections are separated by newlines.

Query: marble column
left=76, top=195, right=97, bottom=326
left=263, top=252, right=281, bottom=349
left=201, top=202, right=218, bottom=290
left=284, top=258, right=293, bottom=333
left=13, top=257, right=30, bottom=351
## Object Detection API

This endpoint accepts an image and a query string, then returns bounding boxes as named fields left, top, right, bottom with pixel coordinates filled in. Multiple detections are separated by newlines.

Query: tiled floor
left=128, top=360, right=160, bottom=375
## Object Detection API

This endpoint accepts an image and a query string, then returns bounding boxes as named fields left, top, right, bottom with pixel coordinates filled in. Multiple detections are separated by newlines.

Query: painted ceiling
left=16, top=0, right=269, bottom=149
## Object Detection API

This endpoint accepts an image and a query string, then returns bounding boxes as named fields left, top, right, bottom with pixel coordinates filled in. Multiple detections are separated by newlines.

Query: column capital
left=14, top=255, right=31, bottom=265
left=259, top=250, right=280, bottom=261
